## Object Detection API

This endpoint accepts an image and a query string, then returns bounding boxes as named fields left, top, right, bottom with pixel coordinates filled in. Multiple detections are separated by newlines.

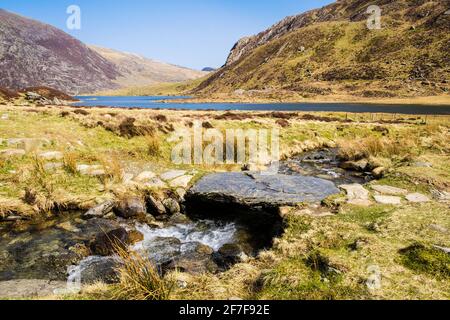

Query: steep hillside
left=0, top=9, right=121, bottom=95
left=0, top=10, right=207, bottom=95
left=194, top=0, right=450, bottom=101
left=89, top=46, right=207, bottom=88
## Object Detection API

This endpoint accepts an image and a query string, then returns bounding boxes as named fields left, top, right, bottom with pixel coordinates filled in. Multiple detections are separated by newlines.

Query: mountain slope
left=195, top=0, right=450, bottom=100
left=0, top=9, right=121, bottom=95
left=0, top=9, right=207, bottom=95
left=89, top=46, right=207, bottom=88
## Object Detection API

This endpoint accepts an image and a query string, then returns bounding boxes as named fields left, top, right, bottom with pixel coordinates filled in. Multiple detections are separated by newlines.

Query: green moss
left=399, top=244, right=450, bottom=279
left=255, top=256, right=369, bottom=300
left=338, top=205, right=394, bottom=226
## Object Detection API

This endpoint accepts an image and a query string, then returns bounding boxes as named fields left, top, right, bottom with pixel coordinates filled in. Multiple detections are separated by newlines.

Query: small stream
left=0, top=149, right=368, bottom=286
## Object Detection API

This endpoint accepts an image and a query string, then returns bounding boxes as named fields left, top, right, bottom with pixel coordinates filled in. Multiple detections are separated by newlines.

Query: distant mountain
left=89, top=46, right=207, bottom=88
left=202, top=67, right=216, bottom=72
left=0, top=9, right=120, bottom=95
left=194, top=0, right=450, bottom=99
left=0, top=9, right=206, bottom=95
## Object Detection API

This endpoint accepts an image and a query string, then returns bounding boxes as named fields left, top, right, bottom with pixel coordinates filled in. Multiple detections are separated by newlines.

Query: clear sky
left=1, top=0, right=333, bottom=70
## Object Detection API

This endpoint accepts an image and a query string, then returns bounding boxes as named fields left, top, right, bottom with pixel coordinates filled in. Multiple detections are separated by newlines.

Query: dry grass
left=112, top=245, right=174, bottom=300
left=337, top=135, right=418, bottom=162
left=63, top=151, right=79, bottom=174
left=100, top=154, right=124, bottom=183
left=145, top=134, right=161, bottom=157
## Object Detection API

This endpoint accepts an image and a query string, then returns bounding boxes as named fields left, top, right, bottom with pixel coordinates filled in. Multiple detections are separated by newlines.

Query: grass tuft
left=112, top=245, right=174, bottom=300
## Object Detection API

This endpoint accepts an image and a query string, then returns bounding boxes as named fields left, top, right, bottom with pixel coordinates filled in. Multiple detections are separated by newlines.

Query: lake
left=73, top=96, right=450, bottom=115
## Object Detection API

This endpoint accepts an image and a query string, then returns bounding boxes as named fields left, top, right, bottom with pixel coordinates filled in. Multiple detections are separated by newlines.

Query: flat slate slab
left=188, top=172, right=340, bottom=207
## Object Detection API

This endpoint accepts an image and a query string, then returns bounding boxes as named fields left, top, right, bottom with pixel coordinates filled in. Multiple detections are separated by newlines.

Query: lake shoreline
left=71, top=96, right=450, bottom=115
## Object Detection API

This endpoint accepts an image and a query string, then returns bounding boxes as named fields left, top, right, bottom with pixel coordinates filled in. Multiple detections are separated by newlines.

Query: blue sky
left=1, top=0, right=333, bottom=70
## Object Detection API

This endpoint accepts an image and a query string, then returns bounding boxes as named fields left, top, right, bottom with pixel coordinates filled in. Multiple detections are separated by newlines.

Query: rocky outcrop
left=187, top=172, right=340, bottom=215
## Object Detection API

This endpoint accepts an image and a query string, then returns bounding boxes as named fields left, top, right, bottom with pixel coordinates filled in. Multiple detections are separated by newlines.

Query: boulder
left=371, top=185, right=408, bottom=196
left=146, top=195, right=166, bottom=216
left=67, top=256, right=122, bottom=284
left=169, top=213, right=191, bottom=225
left=84, top=200, right=116, bottom=218
left=164, top=251, right=219, bottom=275
left=406, top=193, right=431, bottom=203
left=128, top=230, right=144, bottom=244
left=187, top=173, right=340, bottom=213
left=163, top=198, right=181, bottom=215
left=142, top=237, right=182, bottom=265
left=114, top=197, right=147, bottom=219
left=89, top=228, right=130, bottom=256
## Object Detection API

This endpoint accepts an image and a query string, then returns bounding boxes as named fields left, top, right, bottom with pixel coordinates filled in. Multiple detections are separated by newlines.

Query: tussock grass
left=63, top=151, right=79, bottom=174
left=112, top=245, right=174, bottom=300
left=145, top=134, right=161, bottom=157
left=399, top=243, right=450, bottom=279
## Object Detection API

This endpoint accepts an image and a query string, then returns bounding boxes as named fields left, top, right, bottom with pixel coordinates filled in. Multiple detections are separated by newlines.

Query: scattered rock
left=169, top=213, right=191, bottom=224
left=38, top=151, right=63, bottom=161
left=216, top=243, right=249, bottom=267
left=169, top=175, right=194, bottom=188
left=143, top=177, right=167, bottom=189
left=371, top=167, right=386, bottom=179
left=163, top=198, right=181, bottom=215
left=406, top=193, right=431, bottom=203
left=0, top=149, right=26, bottom=158
left=340, top=160, right=369, bottom=171
left=44, top=162, right=63, bottom=171
left=89, top=228, right=130, bottom=256
left=372, top=185, right=408, bottom=196
left=84, top=200, right=116, bottom=218
left=340, top=184, right=372, bottom=206
left=429, top=224, right=448, bottom=234
left=114, top=197, right=147, bottom=219
left=134, top=171, right=156, bottom=182
left=413, top=162, right=433, bottom=168
left=161, top=170, right=186, bottom=181
left=374, top=195, right=402, bottom=205
left=146, top=195, right=167, bottom=216
left=76, top=164, right=105, bottom=177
